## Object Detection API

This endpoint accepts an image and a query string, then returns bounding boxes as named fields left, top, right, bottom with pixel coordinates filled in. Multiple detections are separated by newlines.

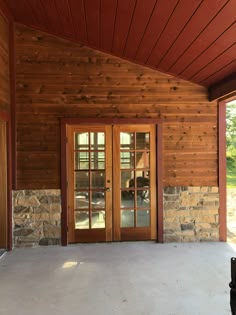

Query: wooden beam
left=218, top=100, right=226, bottom=242
left=208, top=72, right=236, bottom=101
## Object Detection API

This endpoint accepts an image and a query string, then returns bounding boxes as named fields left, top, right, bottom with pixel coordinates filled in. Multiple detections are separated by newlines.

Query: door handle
left=105, top=187, right=111, bottom=192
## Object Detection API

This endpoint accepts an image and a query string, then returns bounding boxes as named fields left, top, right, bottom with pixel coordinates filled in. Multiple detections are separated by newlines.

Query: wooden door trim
left=157, top=124, right=163, bottom=243
left=61, top=120, right=68, bottom=246
left=61, top=118, right=162, bottom=125
left=60, top=118, right=163, bottom=245
left=0, top=111, right=12, bottom=250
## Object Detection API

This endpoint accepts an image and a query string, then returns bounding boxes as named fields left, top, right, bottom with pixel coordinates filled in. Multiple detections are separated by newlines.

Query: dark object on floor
left=229, top=257, right=236, bottom=315
left=0, top=249, right=6, bottom=258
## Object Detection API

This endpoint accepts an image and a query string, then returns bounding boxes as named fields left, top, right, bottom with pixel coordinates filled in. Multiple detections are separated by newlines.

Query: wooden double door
left=67, top=124, right=156, bottom=243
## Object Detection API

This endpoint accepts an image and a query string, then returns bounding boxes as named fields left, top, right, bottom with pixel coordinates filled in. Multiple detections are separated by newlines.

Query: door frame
left=0, top=111, right=12, bottom=250
left=60, top=118, right=163, bottom=245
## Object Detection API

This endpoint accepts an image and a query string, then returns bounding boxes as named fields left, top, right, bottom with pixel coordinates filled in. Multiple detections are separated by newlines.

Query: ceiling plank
left=7, top=0, right=37, bottom=26
left=158, top=0, right=228, bottom=72
left=40, top=0, right=62, bottom=36
left=100, top=0, right=117, bottom=52
left=183, top=23, right=236, bottom=79
left=147, top=0, right=203, bottom=67
left=123, top=0, right=156, bottom=60
left=54, top=0, right=75, bottom=39
left=112, top=0, right=137, bottom=56
left=170, top=0, right=236, bottom=75
left=202, top=60, right=236, bottom=87
left=68, top=0, right=87, bottom=43
left=208, top=72, right=236, bottom=101
left=192, top=44, right=236, bottom=84
left=84, top=0, right=100, bottom=47
left=135, top=0, right=178, bottom=64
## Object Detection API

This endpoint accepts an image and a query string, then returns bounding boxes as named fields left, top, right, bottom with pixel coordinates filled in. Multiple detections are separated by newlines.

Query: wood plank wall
left=0, top=9, right=10, bottom=112
left=15, top=24, right=218, bottom=189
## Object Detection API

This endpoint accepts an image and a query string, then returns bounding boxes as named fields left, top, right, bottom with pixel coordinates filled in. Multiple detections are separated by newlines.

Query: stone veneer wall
left=163, top=187, right=219, bottom=242
left=13, top=190, right=61, bottom=247
left=13, top=187, right=219, bottom=246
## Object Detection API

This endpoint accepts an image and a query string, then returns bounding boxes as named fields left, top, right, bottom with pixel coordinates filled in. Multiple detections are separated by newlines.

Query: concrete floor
left=0, top=242, right=234, bottom=315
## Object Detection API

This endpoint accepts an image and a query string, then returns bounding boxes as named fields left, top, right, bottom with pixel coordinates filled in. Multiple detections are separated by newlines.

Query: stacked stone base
left=12, top=187, right=219, bottom=247
left=163, top=187, right=219, bottom=242
left=13, top=190, right=61, bottom=247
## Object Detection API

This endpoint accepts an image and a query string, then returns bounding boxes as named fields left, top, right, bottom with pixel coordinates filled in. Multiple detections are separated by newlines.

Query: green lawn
left=227, top=156, right=236, bottom=187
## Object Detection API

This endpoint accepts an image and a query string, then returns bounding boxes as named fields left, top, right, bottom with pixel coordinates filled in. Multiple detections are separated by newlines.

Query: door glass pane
left=137, top=190, right=150, bottom=208
left=75, top=211, right=89, bottom=229
left=136, top=132, right=150, bottom=149
left=137, top=210, right=150, bottom=227
left=74, top=151, right=89, bottom=170
left=91, top=171, right=105, bottom=188
left=92, top=192, right=105, bottom=209
left=120, top=132, right=134, bottom=150
left=121, top=191, right=134, bottom=208
left=91, top=211, right=105, bottom=228
left=121, top=171, right=133, bottom=188
left=121, top=210, right=134, bottom=227
left=90, top=132, right=105, bottom=150
left=120, top=152, right=134, bottom=169
left=75, top=191, right=89, bottom=209
left=91, top=152, right=105, bottom=169
left=75, top=171, right=89, bottom=189
left=74, top=132, right=89, bottom=150
left=136, top=152, right=149, bottom=169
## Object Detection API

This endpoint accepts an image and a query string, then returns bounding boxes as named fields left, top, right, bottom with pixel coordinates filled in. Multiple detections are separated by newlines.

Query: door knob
left=105, top=187, right=111, bottom=192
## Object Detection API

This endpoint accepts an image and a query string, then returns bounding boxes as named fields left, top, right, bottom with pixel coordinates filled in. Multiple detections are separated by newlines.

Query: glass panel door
left=67, top=126, right=112, bottom=243
left=113, top=125, right=156, bottom=241
left=67, top=124, right=156, bottom=243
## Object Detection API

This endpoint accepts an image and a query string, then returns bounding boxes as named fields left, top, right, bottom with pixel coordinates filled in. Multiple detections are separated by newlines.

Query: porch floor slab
left=0, top=242, right=234, bottom=315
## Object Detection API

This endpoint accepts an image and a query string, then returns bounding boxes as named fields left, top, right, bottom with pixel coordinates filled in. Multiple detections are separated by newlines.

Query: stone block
left=50, top=204, right=61, bottom=213
left=163, top=201, right=179, bottom=210
left=14, top=228, right=34, bottom=236
left=43, top=222, right=61, bottom=238
left=164, top=187, right=177, bottom=194
left=164, top=235, right=181, bottom=242
left=17, top=196, right=40, bottom=207
left=39, top=238, right=60, bottom=245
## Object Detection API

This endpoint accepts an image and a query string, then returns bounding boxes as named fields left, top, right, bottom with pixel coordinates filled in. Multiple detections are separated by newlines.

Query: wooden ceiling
left=5, top=0, right=236, bottom=89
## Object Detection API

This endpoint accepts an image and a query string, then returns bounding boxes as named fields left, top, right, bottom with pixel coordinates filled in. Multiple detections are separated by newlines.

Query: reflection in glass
left=121, top=210, right=134, bottom=227
left=121, top=171, right=133, bottom=188
left=74, top=132, right=89, bottom=150
left=92, top=192, right=105, bottom=209
left=74, top=152, right=89, bottom=170
left=75, top=171, right=89, bottom=189
left=91, top=171, right=105, bottom=188
left=136, top=132, right=150, bottom=149
left=129, top=176, right=149, bottom=188
left=74, top=191, right=89, bottom=209
left=90, top=132, right=105, bottom=150
left=91, top=211, right=105, bottom=228
left=120, top=152, right=134, bottom=169
left=136, top=152, right=149, bottom=169
left=120, top=132, right=134, bottom=150
left=137, top=190, right=150, bottom=207
left=137, top=210, right=150, bottom=227
left=91, top=152, right=105, bottom=169
left=121, top=190, right=134, bottom=208
left=75, top=211, right=89, bottom=229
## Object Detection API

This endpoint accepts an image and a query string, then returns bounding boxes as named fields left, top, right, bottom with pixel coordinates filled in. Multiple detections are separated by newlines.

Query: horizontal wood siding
left=0, top=10, right=10, bottom=112
left=15, top=24, right=217, bottom=189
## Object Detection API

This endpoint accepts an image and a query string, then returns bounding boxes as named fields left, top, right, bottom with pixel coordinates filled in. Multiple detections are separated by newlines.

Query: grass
left=227, top=155, right=236, bottom=188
